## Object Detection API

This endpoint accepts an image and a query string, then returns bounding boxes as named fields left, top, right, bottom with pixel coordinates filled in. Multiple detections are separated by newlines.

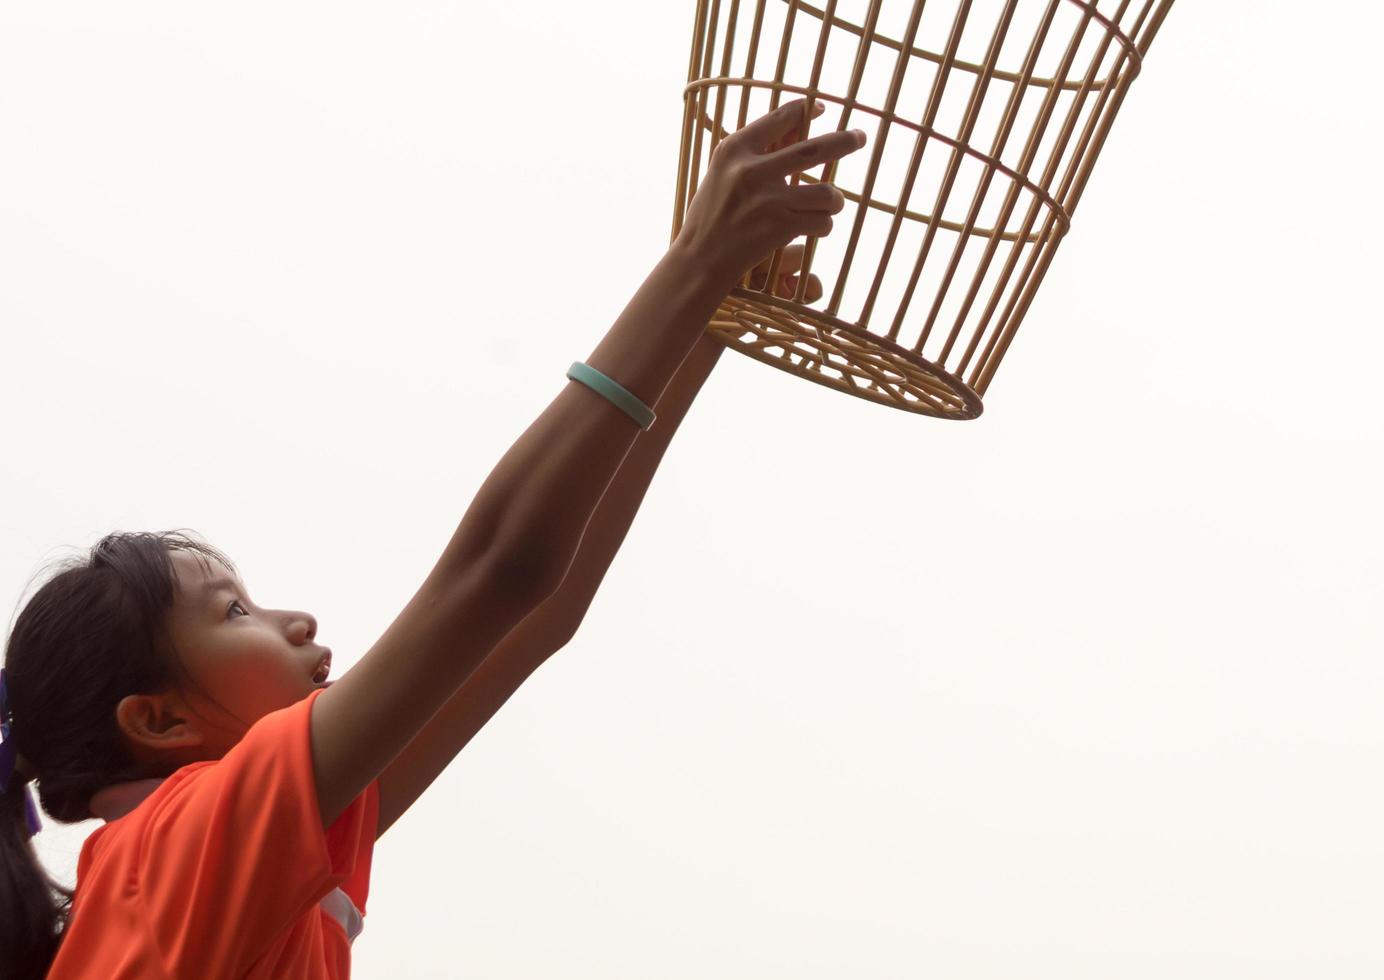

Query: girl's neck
left=88, top=777, right=168, bottom=822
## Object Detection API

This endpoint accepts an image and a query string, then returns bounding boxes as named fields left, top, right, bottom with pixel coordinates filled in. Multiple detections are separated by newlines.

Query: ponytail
left=0, top=759, right=70, bottom=979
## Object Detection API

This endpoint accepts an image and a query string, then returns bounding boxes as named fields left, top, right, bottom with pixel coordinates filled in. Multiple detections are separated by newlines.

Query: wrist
left=666, top=238, right=741, bottom=298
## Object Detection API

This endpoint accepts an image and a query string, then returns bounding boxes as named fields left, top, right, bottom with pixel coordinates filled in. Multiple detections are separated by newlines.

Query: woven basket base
left=707, top=290, right=984, bottom=421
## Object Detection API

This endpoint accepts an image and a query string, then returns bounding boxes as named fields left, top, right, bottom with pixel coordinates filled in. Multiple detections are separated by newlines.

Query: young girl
left=0, top=97, right=864, bottom=979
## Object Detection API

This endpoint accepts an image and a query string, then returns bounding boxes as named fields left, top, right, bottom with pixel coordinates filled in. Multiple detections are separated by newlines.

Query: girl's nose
left=289, top=611, right=317, bottom=643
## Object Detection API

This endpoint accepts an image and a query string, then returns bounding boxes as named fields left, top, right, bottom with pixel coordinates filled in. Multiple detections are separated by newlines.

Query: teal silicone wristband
left=566, top=362, right=657, bottom=431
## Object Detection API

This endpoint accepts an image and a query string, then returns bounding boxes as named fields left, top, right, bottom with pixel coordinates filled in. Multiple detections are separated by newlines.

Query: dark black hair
left=0, top=529, right=237, bottom=980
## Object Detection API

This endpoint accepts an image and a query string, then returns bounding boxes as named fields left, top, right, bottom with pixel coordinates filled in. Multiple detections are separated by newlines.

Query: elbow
left=432, top=537, right=561, bottom=616
left=481, top=540, right=566, bottom=605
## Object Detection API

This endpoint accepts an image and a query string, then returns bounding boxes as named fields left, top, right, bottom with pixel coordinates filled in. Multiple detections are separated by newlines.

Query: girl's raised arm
left=308, top=98, right=863, bottom=828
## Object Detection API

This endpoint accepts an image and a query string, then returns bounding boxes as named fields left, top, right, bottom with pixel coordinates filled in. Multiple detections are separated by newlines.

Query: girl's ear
left=114, top=693, right=206, bottom=755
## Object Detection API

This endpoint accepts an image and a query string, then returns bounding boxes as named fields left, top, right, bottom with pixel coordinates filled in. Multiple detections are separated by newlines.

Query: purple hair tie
left=0, top=668, right=43, bottom=838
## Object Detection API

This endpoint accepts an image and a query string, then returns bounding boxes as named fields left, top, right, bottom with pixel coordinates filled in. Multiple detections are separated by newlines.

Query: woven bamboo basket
left=671, top=0, right=1175, bottom=420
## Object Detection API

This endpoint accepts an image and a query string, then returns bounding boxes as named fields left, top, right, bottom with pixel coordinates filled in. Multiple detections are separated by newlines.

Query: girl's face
left=115, top=550, right=332, bottom=770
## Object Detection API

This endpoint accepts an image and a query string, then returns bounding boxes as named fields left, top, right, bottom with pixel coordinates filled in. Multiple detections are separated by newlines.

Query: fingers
left=766, top=105, right=825, bottom=154
left=693, top=95, right=863, bottom=287
left=771, top=180, right=846, bottom=215
left=749, top=245, right=825, bottom=301
left=779, top=272, right=825, bottom=303
left=759, top=127, right=866, bottom=181
left=761, top=241, right=809, bottom=274
left=749, top=268, right=825, bottom=303
left=794, top=273, right=825, bottom=303
left=736, top=96, right=827, bottom=154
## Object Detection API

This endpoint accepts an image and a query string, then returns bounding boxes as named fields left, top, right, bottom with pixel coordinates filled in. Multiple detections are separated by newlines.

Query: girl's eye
left=227, top=600, right=248, bottom=619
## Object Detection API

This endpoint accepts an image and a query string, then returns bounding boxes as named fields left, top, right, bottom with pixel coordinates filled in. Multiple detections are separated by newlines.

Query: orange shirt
left=47, top=687, right=380, bottom=979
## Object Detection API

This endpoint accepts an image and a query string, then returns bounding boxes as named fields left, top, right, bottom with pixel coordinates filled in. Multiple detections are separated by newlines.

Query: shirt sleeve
left=135, top=686, right=380, bottom=974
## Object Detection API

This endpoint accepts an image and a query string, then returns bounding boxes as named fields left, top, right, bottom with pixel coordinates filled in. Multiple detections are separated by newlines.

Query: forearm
left=460, top=330, right=726, bottom=661
left=374, top=331, right=729, bottom=840
left=533, top=329, right=726, bottom=630
left=437, top=245, right=734, bottom=592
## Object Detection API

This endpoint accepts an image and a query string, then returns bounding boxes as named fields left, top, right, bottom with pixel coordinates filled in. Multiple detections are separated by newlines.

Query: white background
left=3, top=2, right=1381, bottom=977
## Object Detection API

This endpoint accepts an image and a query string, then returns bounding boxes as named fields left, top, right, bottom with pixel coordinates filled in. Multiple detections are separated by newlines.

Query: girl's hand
left=674, top=96, right=865, bottom=290
left=746, top=242, right=824, bottom=303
